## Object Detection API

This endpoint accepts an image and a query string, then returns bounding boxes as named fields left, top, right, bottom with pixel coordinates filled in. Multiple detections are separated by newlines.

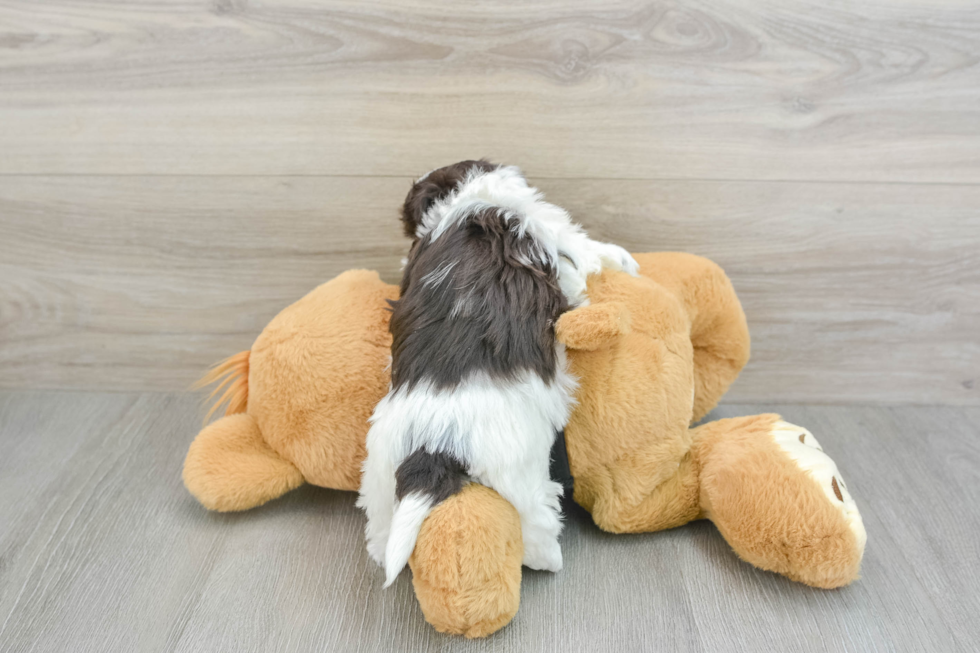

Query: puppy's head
left=401, top=160, right=498, bottom=239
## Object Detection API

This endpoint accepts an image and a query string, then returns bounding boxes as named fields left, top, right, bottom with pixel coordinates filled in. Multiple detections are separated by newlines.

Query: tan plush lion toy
left=184, top=252, right=866, bottom=638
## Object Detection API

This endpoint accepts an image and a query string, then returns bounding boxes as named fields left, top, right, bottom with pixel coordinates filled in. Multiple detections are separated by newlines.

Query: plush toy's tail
left=193, top=350, right=250, bottom=423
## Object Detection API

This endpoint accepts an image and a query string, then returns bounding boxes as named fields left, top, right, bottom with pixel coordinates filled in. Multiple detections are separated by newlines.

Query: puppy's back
left=390, top=206, right=568, bottom=393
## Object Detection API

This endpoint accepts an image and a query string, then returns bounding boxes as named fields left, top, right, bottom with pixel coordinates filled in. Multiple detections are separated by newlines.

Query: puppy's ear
left=401, top=177, right=443, bottom=240
left=556, top=301, right=631, bottom=351
left=402, top=160, right=499, bottom=239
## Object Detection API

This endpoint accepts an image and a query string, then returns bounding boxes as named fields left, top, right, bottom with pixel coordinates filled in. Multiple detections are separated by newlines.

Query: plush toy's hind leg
left=586, top=451, right=702, bottom=534
left=410, top=484, right=523, bottom=638
left=632, top=252, right=750, bottom=422
left=184, top=413, right=305, bottom=511
left=694, top=414, right=866, bottom=588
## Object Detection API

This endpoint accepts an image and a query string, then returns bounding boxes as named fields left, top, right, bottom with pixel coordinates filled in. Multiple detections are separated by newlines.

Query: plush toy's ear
left=556, top=301, right=631, bottom=351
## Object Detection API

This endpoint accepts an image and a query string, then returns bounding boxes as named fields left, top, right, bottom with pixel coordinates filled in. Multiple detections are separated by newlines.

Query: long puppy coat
left=357, top=161, right=638, bottom=585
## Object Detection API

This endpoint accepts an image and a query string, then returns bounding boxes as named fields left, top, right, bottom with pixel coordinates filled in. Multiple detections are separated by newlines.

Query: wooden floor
left=1, top=0, right=978, bottom=405
left=1, top=391, right=977, bottom=652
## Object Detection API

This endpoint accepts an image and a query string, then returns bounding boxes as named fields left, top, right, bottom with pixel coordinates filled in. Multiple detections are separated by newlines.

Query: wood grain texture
left=1, top=175, right=977, bottom=404
left=0, top=0, right=978, bottom=181
left=1, top=391, right=978, bottom=652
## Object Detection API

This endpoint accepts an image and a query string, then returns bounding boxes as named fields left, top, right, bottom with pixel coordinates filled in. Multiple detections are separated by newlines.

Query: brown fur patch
left=395, top=449, right=467, bottom=503
left=391, top=207, right=567, bottom=391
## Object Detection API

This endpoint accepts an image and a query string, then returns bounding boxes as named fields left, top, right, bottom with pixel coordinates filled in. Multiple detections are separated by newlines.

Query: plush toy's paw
left=770, top=420, right=867, bottom=557
left=556, top=301, right=631, bottom=351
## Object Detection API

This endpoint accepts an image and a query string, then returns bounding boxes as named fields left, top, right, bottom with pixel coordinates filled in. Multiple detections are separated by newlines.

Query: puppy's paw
left=597, top=243, right=639, bottom=276
left=365, top=533, right=387, bottom=567
left=522, top=538, right=563, bottom=573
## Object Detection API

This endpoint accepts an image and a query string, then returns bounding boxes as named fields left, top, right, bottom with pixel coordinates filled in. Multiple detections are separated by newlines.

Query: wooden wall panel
left=1, top=176, right=976, bottom=404
left=0, top=0, right=978, bottom=181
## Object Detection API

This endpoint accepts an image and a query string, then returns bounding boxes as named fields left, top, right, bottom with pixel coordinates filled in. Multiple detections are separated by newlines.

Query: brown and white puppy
left=357, top=161, right=638, bottom=586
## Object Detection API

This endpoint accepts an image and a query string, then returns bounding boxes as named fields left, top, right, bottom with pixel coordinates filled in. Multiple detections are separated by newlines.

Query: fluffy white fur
left=358, top=165, right=639, bottom=586
left=383, top=492, right=435, bottom=587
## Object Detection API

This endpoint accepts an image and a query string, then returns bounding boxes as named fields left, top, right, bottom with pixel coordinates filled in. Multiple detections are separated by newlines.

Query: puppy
left=358, top=161, right=638, bottom=586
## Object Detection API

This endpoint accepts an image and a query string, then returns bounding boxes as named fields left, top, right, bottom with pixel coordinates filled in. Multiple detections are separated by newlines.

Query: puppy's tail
left=384, top=449, right=467, bottom=587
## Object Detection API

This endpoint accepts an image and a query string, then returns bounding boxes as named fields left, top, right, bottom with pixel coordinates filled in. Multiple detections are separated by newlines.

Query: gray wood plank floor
left=0, top=391, right=977, bottom=652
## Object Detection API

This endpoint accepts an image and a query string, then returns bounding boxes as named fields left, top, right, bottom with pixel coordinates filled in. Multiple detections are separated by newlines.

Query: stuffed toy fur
left=184, top=251, right=866, bottom=638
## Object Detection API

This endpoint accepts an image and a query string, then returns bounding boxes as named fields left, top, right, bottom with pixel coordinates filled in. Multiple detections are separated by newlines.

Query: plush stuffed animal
left=184, top=252, right=866, bottom=638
